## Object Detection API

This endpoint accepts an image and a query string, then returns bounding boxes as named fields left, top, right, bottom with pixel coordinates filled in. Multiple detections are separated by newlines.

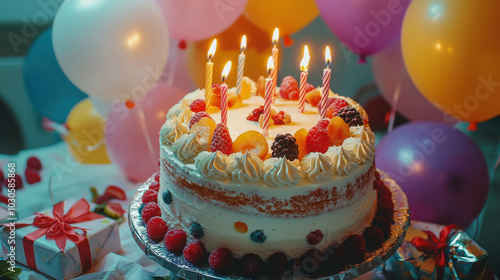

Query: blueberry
left=162, top=190, right=172, bottom=205
left=250, top=230, right=266, bottom=244
left=189, top=222, right=204, bottom=239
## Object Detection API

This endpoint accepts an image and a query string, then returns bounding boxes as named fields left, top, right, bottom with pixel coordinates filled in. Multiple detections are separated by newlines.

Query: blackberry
left=271, top=133, right=299, bottom=161
left=337, top=106, right=363, bottom=127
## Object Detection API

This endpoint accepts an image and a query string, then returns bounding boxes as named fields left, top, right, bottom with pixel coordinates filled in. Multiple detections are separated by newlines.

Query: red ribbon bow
left=18, top=199, right=103, bottom=272
left=411, top=224, right=459, bottom=280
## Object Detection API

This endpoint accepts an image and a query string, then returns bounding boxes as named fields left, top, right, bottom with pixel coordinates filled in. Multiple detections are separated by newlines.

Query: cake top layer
left=160, top=77, right=375, bottom=189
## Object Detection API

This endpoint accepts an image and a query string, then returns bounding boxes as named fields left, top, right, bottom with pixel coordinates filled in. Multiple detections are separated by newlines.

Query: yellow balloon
left=244, top=0, right=319, bottom=45
left=402, top=0, right=500, bottom=125
left=186, top=16, right=283, bottom=89
left=64, top=98, right=111, bottom=164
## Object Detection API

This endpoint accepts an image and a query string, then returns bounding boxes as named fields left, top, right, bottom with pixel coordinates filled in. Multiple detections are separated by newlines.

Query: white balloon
left=52, top=0, right=169, bottom=102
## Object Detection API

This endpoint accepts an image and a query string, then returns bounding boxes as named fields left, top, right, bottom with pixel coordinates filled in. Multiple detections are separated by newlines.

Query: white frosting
left=342, top=137, right=375, bottom=163
left=350, top=125, right=376, bottom=145
left=300, top=153, right=335, bottom=182
left=226, top=152, right=264, bottom=184
left=171, top=133, right=207, bottom=163
left=176, top=107, right=195, bottom=124
left=166, top=99, right=190, bottom=119
left=160, top=117, right=189, bottom=146
left=326, top=146, right=358, bottom=176
left=263, top=157, right=303, bottom=187
left=194, top=151, right=228, bottom=179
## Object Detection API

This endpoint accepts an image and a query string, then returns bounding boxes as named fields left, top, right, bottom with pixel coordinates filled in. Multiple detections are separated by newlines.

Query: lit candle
left=271, top=28, right=279, bottom=103
left=298, top=45, right=310, bottom=113
left=236, top=35, right=246, bottom=96
left=205, top=39, right=217, bottom=110
left=320, top=46, right=332, bottom=119
left=220, top=61, right=232, bottom=126
left=263, top=56, right=274, bottom=137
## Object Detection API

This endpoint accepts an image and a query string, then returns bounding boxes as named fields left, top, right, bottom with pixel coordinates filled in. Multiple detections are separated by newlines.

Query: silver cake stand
left=129, top=170, right=410, bottom=280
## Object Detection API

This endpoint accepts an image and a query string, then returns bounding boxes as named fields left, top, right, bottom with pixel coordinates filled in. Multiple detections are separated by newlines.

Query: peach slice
left=305, top=89, right=322, bottom=107
left=327, top=116, right=350, bottom=146
left=233, top=130, right=268, bottom=159
left=191, top=117, right=217, bottom=146
left=293, top=128, right=308, bottom=160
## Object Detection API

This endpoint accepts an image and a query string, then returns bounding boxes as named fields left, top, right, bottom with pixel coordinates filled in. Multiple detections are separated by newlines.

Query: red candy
left=27, top=156, right=42, bottom=171
left=25, top=169, right=41, bottom=184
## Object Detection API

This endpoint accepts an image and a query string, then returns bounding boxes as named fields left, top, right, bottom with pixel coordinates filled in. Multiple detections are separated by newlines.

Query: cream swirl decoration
left=300, top=153, right=335, bottom=182
left=326, top=146, right=357, bottom=176
left=350, top=125, right=375, bottom=145
left=226, top=152, right=264, bottom=184
left=166, top=99, right=189, bottom=119
left=194, top=151, right=228, bottom=179
left=160, top=117, right=189, bottom=146
left=171, top=133, right=208, bottom=163
left=176, top=107, right=195, bottom=124
left=263, top=157, right=303, bottom=187
left=342, top=137, right=375, bottom=163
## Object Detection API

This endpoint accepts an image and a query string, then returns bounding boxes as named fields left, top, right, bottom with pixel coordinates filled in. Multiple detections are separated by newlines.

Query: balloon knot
left=467, top=122, right=478, bottom=131
left=284, top=35, right=294, bottom=47
left=178, top=41, right=187, bottom=50
left=125, top=100, right=136, bottom=109
left=358, top=54, right=367, bottom=64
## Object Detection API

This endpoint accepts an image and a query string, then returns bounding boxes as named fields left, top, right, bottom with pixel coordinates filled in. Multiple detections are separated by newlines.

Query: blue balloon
left=23, top=28, right=87, bottom=123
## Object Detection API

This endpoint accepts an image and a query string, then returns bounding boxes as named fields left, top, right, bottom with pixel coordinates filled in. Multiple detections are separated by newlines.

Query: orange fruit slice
left=327, top=117, right=350, bottom=146
left=233, top=130, right=268, bottom=159
left=191, top=117, right=217, bottom=145
left=293, top=128, right=308, bottom=160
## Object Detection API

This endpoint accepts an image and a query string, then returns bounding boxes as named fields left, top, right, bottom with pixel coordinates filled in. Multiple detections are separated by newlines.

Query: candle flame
left=240, top=35, right=247, bottom=52
left=207, top=39, right=217, bottom=60
left=272, top=28, right=279, bottom=45
left=300, top=45, right=310, bottom=71
left=325, top=46, right=331, bottom=67
left=221, top=61, right=232, bottom=82
left=267, top=56, right=274, bottom=74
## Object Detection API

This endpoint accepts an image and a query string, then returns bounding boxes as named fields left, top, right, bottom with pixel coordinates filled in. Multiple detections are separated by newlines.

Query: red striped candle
left=220, top=61, right=232, bottom=126
left=263, top=56, right=274, bottom=137
left=320, top=46, right=332, bottom=119
left=298, top=45, right=310, bottom=113
left=271, top=28, right=279, bottom=103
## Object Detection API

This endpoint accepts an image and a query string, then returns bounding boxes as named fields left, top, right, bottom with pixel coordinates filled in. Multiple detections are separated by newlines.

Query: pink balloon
left=105, top=85, right=186, bottom=182
left=155, top=0, right=248, bottom=43
left=373, top=41, right=457, bottom=123
left=156, top=39, right=197, bottom=92
left=314, top=0, right=411, bottom=59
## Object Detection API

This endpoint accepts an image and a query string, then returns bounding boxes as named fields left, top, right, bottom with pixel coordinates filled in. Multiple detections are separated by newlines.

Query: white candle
left=205, top=39, right=217, bottom=110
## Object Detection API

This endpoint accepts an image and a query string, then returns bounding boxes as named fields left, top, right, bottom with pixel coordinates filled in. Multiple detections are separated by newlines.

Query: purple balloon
left=376, top=122, right=489, bottom=228
left=315, top=0, right=411, bottom=60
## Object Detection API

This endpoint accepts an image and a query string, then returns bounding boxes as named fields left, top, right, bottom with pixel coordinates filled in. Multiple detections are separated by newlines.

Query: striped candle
left=320, top=46, right=332, bottom=119
left=271, top=28, right=279, bottom=103
left=298, top=45, right=310, bottom=113
left=263, top=56, right=274, bottom=137
left=236, top=35, right=246, bottom=96
left=205, top=39, right=217, bottom=110
left=220, top=61, right=232, bottom=126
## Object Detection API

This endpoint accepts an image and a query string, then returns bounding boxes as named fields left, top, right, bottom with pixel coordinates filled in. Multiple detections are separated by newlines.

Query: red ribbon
left=411, top=224, right=459, bottom=280
left=17, top=199, right=103, bottom=272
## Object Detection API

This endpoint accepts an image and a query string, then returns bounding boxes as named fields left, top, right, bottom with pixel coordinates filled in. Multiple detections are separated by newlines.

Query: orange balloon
left=186, top=16, right=283, bottom=89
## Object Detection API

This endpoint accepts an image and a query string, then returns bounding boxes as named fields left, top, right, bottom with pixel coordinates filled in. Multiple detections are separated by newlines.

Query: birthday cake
left=140, top=75, right=395, bottom=277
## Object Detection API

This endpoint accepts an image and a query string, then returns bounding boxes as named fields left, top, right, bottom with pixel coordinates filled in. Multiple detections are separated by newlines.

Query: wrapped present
left=0, top=198, right=121, bottom=279
left=384, top=221, right=488, bottom=280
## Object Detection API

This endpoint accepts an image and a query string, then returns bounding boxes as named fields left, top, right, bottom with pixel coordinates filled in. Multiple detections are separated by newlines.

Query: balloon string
left=42, top=117, right=69, bottom=136
left=136, top=102, right=157, bottom=166
left=387, top=82, right=401, bottom=133
left=165, top=41, right=179, bottom=87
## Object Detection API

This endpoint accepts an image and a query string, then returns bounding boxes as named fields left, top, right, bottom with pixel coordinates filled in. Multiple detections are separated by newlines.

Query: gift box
left=0, top=198, right=121, bottom=280
left=383, top=221, right=488, bottom=280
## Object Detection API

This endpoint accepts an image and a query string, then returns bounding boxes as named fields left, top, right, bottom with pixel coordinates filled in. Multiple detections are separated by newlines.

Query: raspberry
left=377, top=182, right=391, bottom=198
left=246, top=106, right=264, bottom=121
left=344, top=234, right=366, bottom=264
left=25, top=169, right=41, bottom=184
left=142, top=189, right=158, bottom=204
left=189, top=222, right=204, bottom=239
left=372, top=216, right=391, bottom=239
left=209, top=248, right=234, bottom=273
left=306, top=126, right=330, bottom=153
left=299, top=249, right=323, bottom=275
left=325, top=98, right=349, bottom=118
left=162, top=190, right=172, bottom=205
left=271, top=111, right=286, bottom=125
left=305, top=83, right=316, bottom=93
left=147, top=216, right=168, bottom=242
left=378, top=194, right=394, bottom=209
left=237, top=253, right=263, bottom=279
left=337, top=106, right=363, bottom=127
left=154, top=171, right=160, bottom=182
left=210, top=123, right=233, bottom=155
left=149, top=181, right=160, bottom=192
left=324, top=244, right=347, bottom=272
left=27, top=156, right=42, bottom=170
left=266, top=252, right=288, bottom=278
left=306, top=230, right=324, bottom=245
left=279, top=76, right=299, bottom=100
left=189, top=99, right=206, bottom=113
left=250, top=230, right=266, bottom=244
left=189, top=111, right=212, bottom=128
left=271, top=133, right=299, bottom=161
left=377, top=204, right=394, bottom=222
left=141, top=202, right=161, bottom=223
left=316, top=118, right=330, bottom=130
left=374, top=170, right=381, bottom=181
left=165, top=229, right=187, bottom=254
left=4, top=174, right=23, bottom=190
left=363, top=226, right=384, bottom=250
left=183, top=241, right=206, bottom=264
